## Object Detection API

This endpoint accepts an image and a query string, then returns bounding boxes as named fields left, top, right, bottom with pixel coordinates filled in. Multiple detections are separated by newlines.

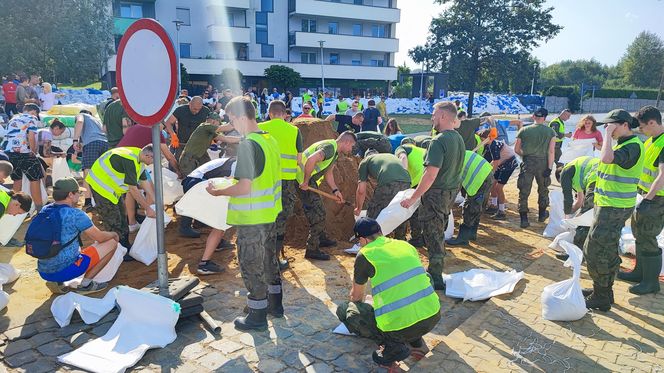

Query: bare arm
left=398, top=152, right=408, bottom=170
left=324, top=165, right=344, bottom=203
left=325, top=114, right=337, bottom=122
left=600, top=124, right=616, bottom=164
left=571, top=191, right=585, bottom=214
left=73, top=115, right=83, bottom=141
left=207, top=178, right=251, bottom=197
left=27, top=131, right=38, bottom=155
left=139, top=179, right=156, bottom=205
left=644, top=163, right=664, bottom=200
left=217, top=124, right=234, bottom=133
left=159, top=143, right=180, bottom=177
left=401, top=165, right=439, bottom=208
left=218, top=135, right=241, bottom=144
left=514, top=138, right=523, bottom=156
left=127, top=185, right=155, bottom=217
left=83, top=225, right=119, bottom=243
left=349, top=282, right=366, bottom=302
left=300, top=150, right=325, bottom=187
left=355, top=181, right=367, bottom=215
left=164, top=114, right=177, bottom=136
left=547, top=137, right=556, bottom=169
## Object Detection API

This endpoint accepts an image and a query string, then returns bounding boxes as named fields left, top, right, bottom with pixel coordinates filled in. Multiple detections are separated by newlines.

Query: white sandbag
left=562, top=209, right=594, bottom=230
left=375, top=189, right=420, bottom=236
left=455, top=192, right=465, bottom=205
left=52, top=157, right=73, bottom=183
left=130, top=211, right=172, bottom=266
left=541, top=241, right=587, bottom=321
left=443, top=269, right=525, bottom=301
left=65, top=243, right=128, bottom=288
left=0, top=212, right=28, bottom=246
left=0, top=263, right=20, bottom=284
left=175, top=178, right=233, bottom=231
left=51, top=287, right=119, bottom=328
left=146, top=166, right=183, bottom=205
left=0, top=287, right=8, bottom=311
left=548, top=230, right=575, bottom=252
left=619, top=226, right=636, bottom=256
left=21, top=175, right=48, bottom=212
left=445, top=211, right=454, bottom=240
left=58, top=286, right=179, bottom=373
left=559, top=140, right=596, bottom=164
left=543, top=190, right=566, bottom=238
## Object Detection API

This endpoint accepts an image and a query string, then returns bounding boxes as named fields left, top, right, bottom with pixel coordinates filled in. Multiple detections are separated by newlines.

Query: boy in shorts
left=485, top=133, right=519, bottom=220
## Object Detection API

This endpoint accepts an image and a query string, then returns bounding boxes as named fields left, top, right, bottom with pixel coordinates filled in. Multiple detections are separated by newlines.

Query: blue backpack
left=25, top=204, right=79, bottom=259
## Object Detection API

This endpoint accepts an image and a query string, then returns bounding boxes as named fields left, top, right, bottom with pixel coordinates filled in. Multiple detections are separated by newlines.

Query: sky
left=395, top=0, right=664, bottom=68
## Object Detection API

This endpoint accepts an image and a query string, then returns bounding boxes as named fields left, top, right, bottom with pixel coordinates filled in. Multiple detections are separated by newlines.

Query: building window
left=328, top=22, right=338, bottom=35
left=330, top=53, right=340, bottom=65
left=176, top=8, right=190, bottom=26
left=179, top=43, right=191, bottom=58
left=256, top=12, right=268, bottom=26
left=256, top=12, right=268, bottom=44
left=351, top=53, right=362, bottom=65
left=120, top=2, right=142, bottom=18
left=370, top=59, right=384, bottom=67
left=302, top=19, right=316, bottom=33
left=262, top=44, right=274, bottom=58
left=354, top=0, right=364, bottom=4
left=301, top=52, right=317, bottom=64
left=371, top=24, right=386, bottom=38
left=256, top=30, right=268, bottom=44
left=261, top=0, right=274, bottom=12
left=352, top=24, right=362, bottom=36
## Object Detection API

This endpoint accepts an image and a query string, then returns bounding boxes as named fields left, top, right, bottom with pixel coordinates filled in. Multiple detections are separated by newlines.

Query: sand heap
left=285, top=118, right=373, bottom=245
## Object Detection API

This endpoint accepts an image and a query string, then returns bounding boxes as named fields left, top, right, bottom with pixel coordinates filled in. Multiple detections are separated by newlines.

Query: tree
left=618, top=31, right=664, bottom=88
left=221, top=68, right=244, bottom=91
left=0, top=0, right=113, bottom=85
left=540, top=59, right=610, bottom=89
left=264, top=65, right=302, bottom=91
left=392, top=64, right=413, bottom=98
left=410, top=0, right=561, bottom=115
left=180, top=63, right=189, bottom=87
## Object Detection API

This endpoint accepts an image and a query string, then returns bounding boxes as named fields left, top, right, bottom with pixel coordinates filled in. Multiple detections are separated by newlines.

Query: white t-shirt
left=39, top=92, right=57, bottom=111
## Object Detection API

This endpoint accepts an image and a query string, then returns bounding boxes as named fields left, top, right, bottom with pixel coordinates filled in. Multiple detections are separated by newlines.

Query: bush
left=591, top=88, right=659, bottom=100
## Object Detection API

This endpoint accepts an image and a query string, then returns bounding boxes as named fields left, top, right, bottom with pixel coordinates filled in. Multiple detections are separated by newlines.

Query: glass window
left=328, top=22, right=338, bottom=35
left=354, top=0, right=364, bottom=4
left=256, top=30, right=268, bottom=44
left=370, top=59, right=384, bottom=67
left=302, top=19, right=316, bottom=32
left=330, top=53, right=340, bottom=65
left=301, top=53, right=317, bottom=64
left=261, top=0, right=274, bottom=12
left=120, top=3, right=142, bottom=18
left=179, top=43, right=191, bottom=58
left=256, top=12, right=268, bottom=26
left=371, top=24, right=385, bottom=38
left=176, top=8, right=190, bottom=26
left=262, top=44, right=274, bottom=58
left=352, top=24, right=362, bottom=36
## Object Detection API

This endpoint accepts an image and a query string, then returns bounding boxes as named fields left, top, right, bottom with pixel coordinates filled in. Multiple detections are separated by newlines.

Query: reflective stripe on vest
left=227, top=133, right=282, bottom=225
left=0, top=190, right=10, bottom=217
left=296, top=140, right=338, bottom=185
left=563, top=156, right=599, bottom=193
left=404, top=145, right=425, bottom=187
left=461, top=151, right=493, bottom=196
left=594, top=136, right=645, bottom=208
left=638, top=135, right=664, bottom=195
left=258, top=119, right=300, bottom=180
left=550, top=117, right=565, bottom=142
left=361, top=237, right=440, bottom=332
left=85, top=147, right=141, bottom=204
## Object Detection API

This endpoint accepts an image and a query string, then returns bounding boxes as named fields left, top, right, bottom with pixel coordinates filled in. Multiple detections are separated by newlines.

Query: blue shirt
left=37, top=205, right=93, bottom=274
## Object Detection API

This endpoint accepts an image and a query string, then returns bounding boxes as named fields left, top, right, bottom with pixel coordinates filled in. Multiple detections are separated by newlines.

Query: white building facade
left=106, top=0, right=400, bottom=95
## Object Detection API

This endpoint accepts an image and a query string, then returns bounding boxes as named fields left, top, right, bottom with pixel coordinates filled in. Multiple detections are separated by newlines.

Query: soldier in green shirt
left=354, top=151, right=411, bottom=239
left=549, top=109, right=573, bottom=167
left=413, top=135, right=432, bottom=149
left=515, top=107, right=557, bottom=228
left=353, top=131, right=392, bottom=156
left=401, top=102, right=465, bottom=290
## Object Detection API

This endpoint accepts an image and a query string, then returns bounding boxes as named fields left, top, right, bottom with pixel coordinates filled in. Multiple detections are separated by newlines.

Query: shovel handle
left=308, top=187, right=353, bottom=207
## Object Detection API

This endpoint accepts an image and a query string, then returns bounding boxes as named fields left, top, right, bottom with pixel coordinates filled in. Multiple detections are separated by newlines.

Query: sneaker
left=129, top=223, right=141, bottom=233
left=75, top=281, right=108, bottom=295
left=45, top=281, right=70, bottom=294
left=485, top=205, right=498, bottom=214
left=197, top=261, right=224, bottom=275
left=491, top=211, right=507, bottom=220
left=305, top=250, right=330, bottom=261
left=215, top=239, right=235, bottom=252
left=373, top=343, right=411, bottom=366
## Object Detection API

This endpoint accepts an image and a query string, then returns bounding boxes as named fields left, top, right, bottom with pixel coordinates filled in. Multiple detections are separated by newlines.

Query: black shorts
left=494, top=156, right=518, bottom=185
left=7, top=152, right=44, bottom=181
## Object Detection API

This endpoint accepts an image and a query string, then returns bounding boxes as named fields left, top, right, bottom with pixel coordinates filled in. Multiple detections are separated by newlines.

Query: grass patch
left=389, top=114, right=432, bottom=134
left=57, top=82, right=102, bottom=90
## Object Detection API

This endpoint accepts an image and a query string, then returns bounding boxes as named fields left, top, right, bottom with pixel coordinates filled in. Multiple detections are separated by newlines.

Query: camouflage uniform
left=462, top=177, right=492, bottom=228
left=297, top=179, right=328, bottom=251
left=632, top=195, right=664, bottom=257
left=236, top=223, right=280, bottom=300
left=409, top=209, right=423, bottom=242
left=275, top=179, right=299, bottom=238
left=573, top=183, right=595, bottom=248
left=355, top=137, right=392, bottom=156
left=420, top=189, right=458, bottom=278
left=517, top=156, right=551, bottom=213
left=91, top=189, right=128, bottom=240
left=179, top=152, right=211, bottom=178
left=367, top=181, right=410, bottom=240
left=583, top=206, right=632, bottom=287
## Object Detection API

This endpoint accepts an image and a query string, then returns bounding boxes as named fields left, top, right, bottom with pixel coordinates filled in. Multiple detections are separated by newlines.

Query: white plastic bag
left=444, top=269, right=524, bottom=301
left=445, top=211, right=454, bottom=240
left=543, top=190, right=566, bottom=238
left=130, top=208, right=172, bottom=265
left=548, top=230, right=575, bottom=252
left=0, top=287, right=8, bottom=311
left=21, top=175, right=48, bottom=212
left=51, top=287, right=119, bottom=327
left=455, top=192, right=465, bottom=206
left=0, top=263, right=20, bottom=284
left=562, top=209, right=594, bottom=230
left=65, top=243, right=128, bottom=287
left=541, top=241, right=587, bottom=321
left=559, top=140, right=596, bottom=164
left=175, top=178, right=233, bottom=231
left=52, top=157, right=73, bottom=183
left=0, top=212, right=28, bottom=246
left=146, top=166, right=183, bottom=205
left=375, top=189, right=421, bottom=236
left=619, top=226, right=636, bottom=256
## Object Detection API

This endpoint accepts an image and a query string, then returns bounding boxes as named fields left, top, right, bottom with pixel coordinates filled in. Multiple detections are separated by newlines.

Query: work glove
left=543, top=168, right=552, bottom=178
left=170, top=133, right=180, bottom=148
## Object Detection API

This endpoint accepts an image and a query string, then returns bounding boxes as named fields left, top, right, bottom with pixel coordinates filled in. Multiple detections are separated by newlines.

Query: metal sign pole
left=152, top=124, right=169, bottom=297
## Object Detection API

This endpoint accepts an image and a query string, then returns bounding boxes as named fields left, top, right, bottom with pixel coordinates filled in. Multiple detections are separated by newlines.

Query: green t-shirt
left=456, top=118, right=482, bottom=150
left=613, top=135, right=642, bottom=170
left=234, top=132, right=267, bottom=180
left=413, top=135, right=432, bottom=148
left=516, top=123, right=556, bottom=157
left=356, top=131, right=387, bottom=141
left=182, top=123, right=218, bottom=158
left=424, top=130, right=465, bottom=190
left=103, top=99, right=130, bottom=147
left=358, top=154, right=411, bottom=186
left=109, top=154, right=147, bottom=186
left=310, top=142, right=337, bottom=181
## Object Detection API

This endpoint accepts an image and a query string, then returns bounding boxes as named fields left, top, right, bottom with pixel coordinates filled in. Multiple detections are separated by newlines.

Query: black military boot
left=585, top=284, right=612, bottom=311
left=234, top=299, right=268, bottom=331
left=267, top=282, right=284, bottom=318
left=305, top=249, right=330, bottom=261
left=629, top=252, right=661, bottom=295
left=581, top=287, right=614, bottom=304
left=538, top=208, right=549, bottom=223
left=427, top=260, right=445, bottom=291
left=520, top=212, right=530, bottom=228
left=617, top=252, right=643, bottom=283
left=121, top=235, right=135, bottom=262
left=468, top=223, right=479, bottom=241
left=372, top=342, right=411, bottom=367
left=555, top=253, right=570, bottom=261
left=178, top=216, right=201, bottom=238
left=446, top=224, right=471, bottom=247
left=319, top=236, right=337, bottom=248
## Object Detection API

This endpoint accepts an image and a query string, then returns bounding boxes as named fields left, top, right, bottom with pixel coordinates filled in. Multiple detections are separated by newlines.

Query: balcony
left=289, top=0, right=400, bottom=23
left=291, top=31, right=398, bottom=53
left=205, top=0, right=250, bottom=9
left=207, top=25, right=251, bottom=44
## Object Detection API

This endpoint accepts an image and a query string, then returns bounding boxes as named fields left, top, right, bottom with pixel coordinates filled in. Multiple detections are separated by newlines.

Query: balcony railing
left=290, top=31, right=399, bottom=53
left=289, top=0, right=400, bottom=23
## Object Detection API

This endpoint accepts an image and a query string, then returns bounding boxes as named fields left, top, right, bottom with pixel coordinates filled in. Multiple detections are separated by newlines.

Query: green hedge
left=591, top=88, right=659, bottom=100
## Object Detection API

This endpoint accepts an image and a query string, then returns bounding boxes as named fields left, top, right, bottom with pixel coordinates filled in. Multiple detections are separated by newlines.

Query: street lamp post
left=530, top=63, right=537, bottom=95
left=419, top=61, right=425, bottom=114
left=173, top=20, right=185, bottom=95
left=318, top=40, right=325, bottom=93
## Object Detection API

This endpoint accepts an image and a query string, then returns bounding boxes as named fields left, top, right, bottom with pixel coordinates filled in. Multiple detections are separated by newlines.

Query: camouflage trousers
left=584, top=206, right=632, bottom=287
left=336, top=301, right=440, bottom=345
left=554, top=142, right=563, bottom=166
left=573, top=183, right=595, bottom=248
left=517, top=156, right=551, bottom=213
left=409, top=208, right=423, bottom=241
left=297, top=180, right=329, bottom=251
left=355, top=138, right=392, bottom=157
left=462, top=177, right=492, bottom=228
left=367, top=181, right=410, bottom=240
left=632, top=195, right=664, bottom=257
left=275, top=179, right=299, bottom=238
left=91, top=189, right=128, bottom=240
left=236, top=223, right=280, bottom=301
left=420, top=188, right=458, bottom=278
left=179, top=152, right=211, bottom=178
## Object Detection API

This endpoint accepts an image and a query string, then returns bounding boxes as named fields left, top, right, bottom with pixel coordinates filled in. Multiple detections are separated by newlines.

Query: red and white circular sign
left=116, top=18, right=177, bottom=126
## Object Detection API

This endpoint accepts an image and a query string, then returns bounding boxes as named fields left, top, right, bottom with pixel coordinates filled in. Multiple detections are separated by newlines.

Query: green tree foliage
left=221, top=68, right=244, bottom=91
left=410, top=0, right=561, bottom=115
left=540, top=59, right=609, bottom=89
left=617, top=31, right=664, bottom=88
left=392, top=64, right=413, bottom=98
left=264, top=65, right=303, bottom=91
left=0, top=0, right=113, bottom=85
left=180, top=63, right=189, bottom=87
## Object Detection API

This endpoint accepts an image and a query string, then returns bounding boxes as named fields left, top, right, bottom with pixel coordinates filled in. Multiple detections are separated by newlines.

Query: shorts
left=494, top=156, right=518, bottom=185
left=82, top=140, right=109, bottom=170
left=8, top=152, right=45, bottom=181
left=38, top=246, right=100, bottom=282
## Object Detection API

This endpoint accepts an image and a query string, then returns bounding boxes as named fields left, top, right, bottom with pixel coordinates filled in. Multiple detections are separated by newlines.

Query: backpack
left=25, top=204, right=79, bottom=259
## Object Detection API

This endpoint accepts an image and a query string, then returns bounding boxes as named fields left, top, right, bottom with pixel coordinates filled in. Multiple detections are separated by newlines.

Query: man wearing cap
left=297, top=131, right=358, bottom=260
left=354, top=151, right=411, bottom=240
left=336, top=217, right=441, bottom=369
left=514, top=107, right=557, bottom=228
left=549, top=109, right=573, bottom=167
left=353, top=131, right=392, bottom=156
left=395, top=138, right=426, bottom=247
left=4, top=103, right=45, bottom=211
left=32, top=178, right=121, bottom=294
left=85, top=145, right=156, bottom=257
left=584, top=109, right=645, bottom=311
left=401, top=101, right=465, bottom=290
left=617, top=106, right=663, bottom=295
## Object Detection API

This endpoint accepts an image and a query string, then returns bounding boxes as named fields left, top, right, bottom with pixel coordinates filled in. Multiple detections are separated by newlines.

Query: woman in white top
left=38, top=82, right=62, bottom=111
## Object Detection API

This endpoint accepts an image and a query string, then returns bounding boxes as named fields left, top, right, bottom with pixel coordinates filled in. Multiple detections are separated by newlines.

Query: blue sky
left=396, top=0, right=664, bottom=68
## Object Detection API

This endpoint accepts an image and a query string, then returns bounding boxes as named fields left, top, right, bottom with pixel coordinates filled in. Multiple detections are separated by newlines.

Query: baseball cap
left=597, top=109, right=639, bottom=128
left=533, top=108, right=548, bottom=118
left=353, top=217, right=382, bottom=238
left=53, top=177, right=86, bottom=194
left=207, top=112, right=221, bottom=121
left=479, top=111, right=492, bottom=118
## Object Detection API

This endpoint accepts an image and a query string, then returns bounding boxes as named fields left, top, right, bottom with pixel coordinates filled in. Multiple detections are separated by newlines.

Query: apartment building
left=105, top=0, right=400, bottom=95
